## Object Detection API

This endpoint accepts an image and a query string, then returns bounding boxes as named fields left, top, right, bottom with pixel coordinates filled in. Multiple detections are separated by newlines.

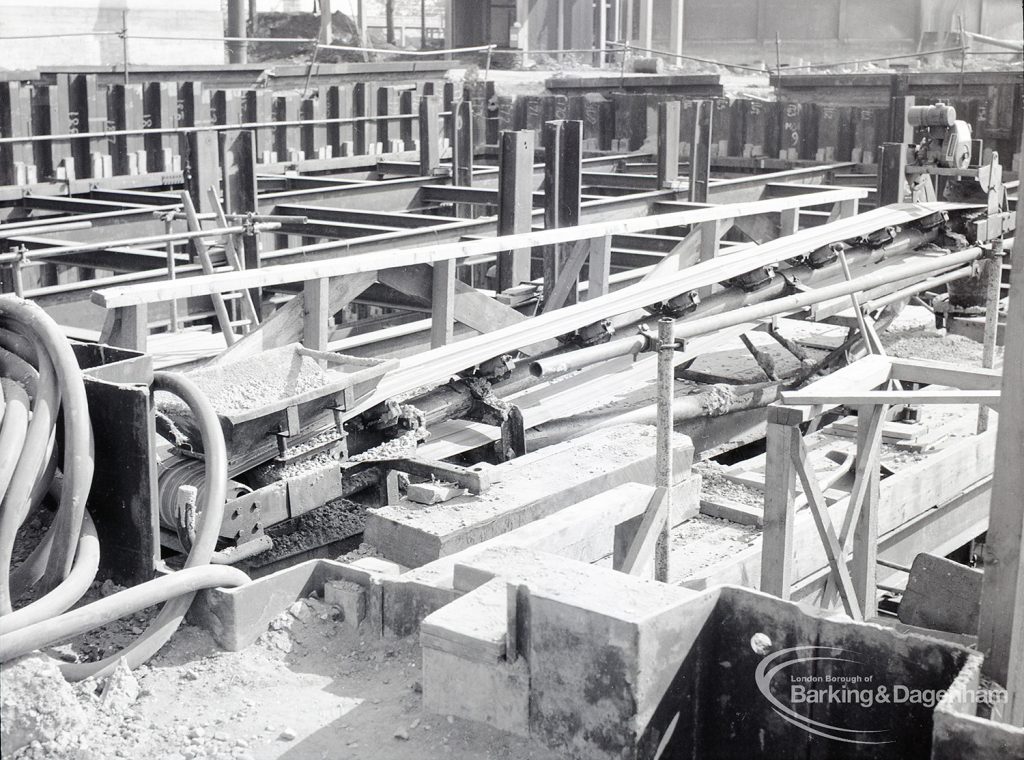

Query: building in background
left=0, top=0, right=224, bottom=69
left=446, top=0, right=1023, bottom=65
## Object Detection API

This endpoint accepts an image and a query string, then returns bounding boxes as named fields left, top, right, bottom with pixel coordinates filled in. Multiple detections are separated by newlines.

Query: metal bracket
left=345, top=456, right=493, bottom=495
left=781, top=271, right=812, bottom=294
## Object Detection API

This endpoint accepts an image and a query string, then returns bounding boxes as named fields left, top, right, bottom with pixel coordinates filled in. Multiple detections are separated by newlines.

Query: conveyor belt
left=364, top=203, right=978, bottom=413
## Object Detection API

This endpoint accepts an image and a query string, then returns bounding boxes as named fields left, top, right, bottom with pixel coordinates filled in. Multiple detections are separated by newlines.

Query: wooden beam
left=760, top=416, right=799, bottom=599
left=615, top=486, right=668, bottom=576
left=430, top=259, right=455, bottom=348
left=303, top=277, right=331, bottom=351
left=587, top=234, right=612, bottom=299
left=978, top=135, right=1024, bottom=723
left=97, top=197, right=937, bottom=317
left=780, top=390, right=1000, bottom=407
left=542, top=237, right=593, bottom=313
left=851, top=403, right=884, bottom=619
left=99, top=304, right=148, bottom=352
left=377, top=264, right=527, bottom=335
left=792, top=435, right=863, bottom=619
left=209, top=271, right=377, bottom=364
left=888, top=359, right=1003, bottom=391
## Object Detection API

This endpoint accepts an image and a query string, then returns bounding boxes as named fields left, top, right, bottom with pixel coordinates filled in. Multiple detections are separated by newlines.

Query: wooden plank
left=615, top=486, right=668, bottom=576
left=760, top=420, right=798, bottom=599
left=100, top=304, right=148, bottom=352
left=888, top=359, right=1003, bottom=391
left=781, top=390, right=1000, bottom=407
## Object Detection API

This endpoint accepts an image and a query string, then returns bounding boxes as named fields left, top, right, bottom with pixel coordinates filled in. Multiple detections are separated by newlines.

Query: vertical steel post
left=227, top=0, right=248, bottom=64
left=688, top=100, right=712, bottom=203
left=654, top=317, right=675, bottom=582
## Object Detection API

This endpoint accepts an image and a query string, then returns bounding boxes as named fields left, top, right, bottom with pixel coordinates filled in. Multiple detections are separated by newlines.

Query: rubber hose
left=0, top=324, right=41, bottom=368
left=0, top=564, right=249, bottom=662
left=0, top=347, right=59, bottom=613
left=0, top=345, right=39, bottom=398
left=0, top=511, right=99, bottom=636
left=0, top=379, right=29, bottom=506
left=58, top=370, right=230, bottom=681
left=0, top=299, right=93, bottom=598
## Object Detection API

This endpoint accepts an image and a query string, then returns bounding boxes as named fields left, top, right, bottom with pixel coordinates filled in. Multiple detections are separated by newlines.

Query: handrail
left=92, top=185, right=869, bottom=308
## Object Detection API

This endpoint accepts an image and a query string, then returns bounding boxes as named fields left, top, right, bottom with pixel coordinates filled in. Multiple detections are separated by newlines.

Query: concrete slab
left=365, top=424, right=695, bottom=568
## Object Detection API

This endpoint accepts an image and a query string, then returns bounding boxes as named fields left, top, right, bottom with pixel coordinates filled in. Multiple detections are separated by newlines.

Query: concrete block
left=524, top=577, right=714, bottom=760
left=421, top=578, right=507, bottom=662
left=347, top=556, right=403, bottom=578
left=406, top=481, right=466, bottom=505
left=381, top=574, right=460, bottom=639
left=437, top=544, right=702, bottom=758
left=380, top=481, right=696, bottom=637
left=422, top=647, right=529, bottom=737
left=365, top=424, right=695, bottom=568
left=323, top=579, right=366, bottom=628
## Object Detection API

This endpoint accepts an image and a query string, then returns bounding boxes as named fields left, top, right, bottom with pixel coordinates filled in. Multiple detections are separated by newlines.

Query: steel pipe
left=529, top=230, right=949, bottom=378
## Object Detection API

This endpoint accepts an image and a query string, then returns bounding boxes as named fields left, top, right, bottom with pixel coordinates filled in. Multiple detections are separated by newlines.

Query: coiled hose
left=0, top=296, right=249, bottom=678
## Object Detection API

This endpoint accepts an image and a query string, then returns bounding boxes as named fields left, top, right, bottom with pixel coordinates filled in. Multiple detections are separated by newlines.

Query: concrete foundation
left=365, top=424, right=695, bottom=568
left=380, top=478, right=701, bottom=636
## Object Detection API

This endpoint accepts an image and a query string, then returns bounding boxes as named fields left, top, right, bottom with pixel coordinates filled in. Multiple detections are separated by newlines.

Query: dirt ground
left=4, top=598, right=561, bottom=760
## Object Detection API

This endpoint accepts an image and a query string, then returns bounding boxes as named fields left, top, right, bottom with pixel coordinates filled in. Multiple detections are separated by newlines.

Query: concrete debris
left=406, top=481, right=467, bottom=505
left=101, top=658, right=140, bottom=712
left=0, top=655, right=87, bottom=758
